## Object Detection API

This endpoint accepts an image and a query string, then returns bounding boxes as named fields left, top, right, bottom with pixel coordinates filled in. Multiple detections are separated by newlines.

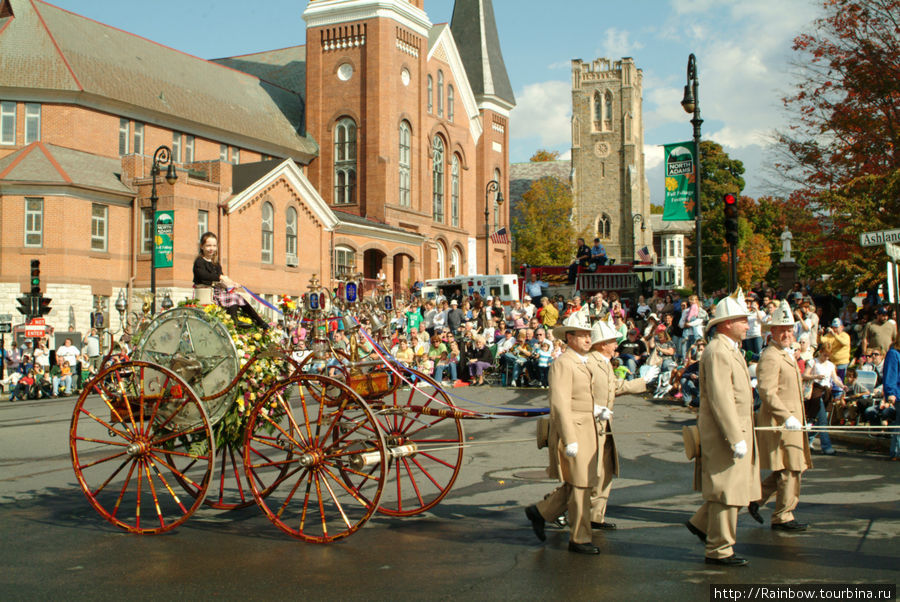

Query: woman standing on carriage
left=193, top=232, right=269, bottom=330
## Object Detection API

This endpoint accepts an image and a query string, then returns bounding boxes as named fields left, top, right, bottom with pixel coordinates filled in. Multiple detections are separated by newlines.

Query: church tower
left=570, top=57, right=651, bottom=263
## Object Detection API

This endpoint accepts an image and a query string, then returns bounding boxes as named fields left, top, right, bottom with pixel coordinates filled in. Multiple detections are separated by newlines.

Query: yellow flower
left=253, top=332, right=261, bottom=341
left=665, top=177, right=679, bottom=192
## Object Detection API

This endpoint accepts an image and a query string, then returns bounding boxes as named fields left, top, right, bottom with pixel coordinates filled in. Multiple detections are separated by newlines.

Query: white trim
left=303, top=0, right=432, bottom=37
left=427, top=25, right=483, bottom=144
left=226, top=159, right=340, bottom=230
left=335, top=220, right=424, bottom=246
left=477, top=97, right=514, bottom=116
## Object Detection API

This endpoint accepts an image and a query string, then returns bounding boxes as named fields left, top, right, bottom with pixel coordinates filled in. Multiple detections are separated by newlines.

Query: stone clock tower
left=570, top=57, right=651, bottom=263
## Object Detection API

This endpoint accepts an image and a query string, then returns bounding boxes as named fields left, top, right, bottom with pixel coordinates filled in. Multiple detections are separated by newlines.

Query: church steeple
left=449, top=0, right=515, bottom=109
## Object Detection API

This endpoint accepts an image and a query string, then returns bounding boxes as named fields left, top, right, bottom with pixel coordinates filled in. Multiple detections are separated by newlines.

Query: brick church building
left=0, top=0, right=515, bottom=333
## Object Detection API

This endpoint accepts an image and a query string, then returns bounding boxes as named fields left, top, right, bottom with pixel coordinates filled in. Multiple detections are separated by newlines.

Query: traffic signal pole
left=723, top=193, right=739, bottom=290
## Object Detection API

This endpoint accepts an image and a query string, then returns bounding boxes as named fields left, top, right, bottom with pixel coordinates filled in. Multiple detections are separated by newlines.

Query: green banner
left=154, top=210, right=174, bottom=268
left=663, top=141, right=696, bottom=221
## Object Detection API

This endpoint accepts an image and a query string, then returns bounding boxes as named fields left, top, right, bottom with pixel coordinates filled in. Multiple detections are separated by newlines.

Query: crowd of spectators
left=2, top=329, right=102, bottom=401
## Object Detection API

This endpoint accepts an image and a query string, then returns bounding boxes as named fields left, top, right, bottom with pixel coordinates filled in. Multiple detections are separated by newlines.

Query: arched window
left=597, top=213, right=611, bottom=240
left=447, top=85, right=454, bottom=122
left=594, top=91, right=603, bottom=123
left=437, top=70, right=444, bottom=118
left=604, top=91, right=613, bottom=129
left=432, top=136, right=445, bottom=222
left=436, top=241, right=446, bottom=279
left=493, top=168, right=502, bottom=227
left=334, top=245, right=355, bottom=279
left=261, top=201, right=274, bottom=263
left=427, top=75, right=433, bottom=113
left=451, top=154, right=460, bottom=227
left=334, top=117, right=357, bottom=205
left=286, top=206, right=298, bottom=265
left=450, top=247, right=461, bottom=277
left=399, top=121, right=411, bottom=207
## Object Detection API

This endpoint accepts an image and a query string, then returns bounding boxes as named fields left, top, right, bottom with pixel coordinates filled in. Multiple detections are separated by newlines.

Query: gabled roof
left=450, top=0, right=515, bottom=110
left=427, top=23, right=483, bottom=143
left=0, top=0, right=317, bottom=161
left=0, top=142, right=133, bottom=195
left=212, top=45, right=307, bottom=98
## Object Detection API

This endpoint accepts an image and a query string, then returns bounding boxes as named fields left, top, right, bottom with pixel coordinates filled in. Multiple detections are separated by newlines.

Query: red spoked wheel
left=69, top=361, right=214, bottom=534
left=166, top=440, right=259, bottom=510
left=367, top=367, right=465, bottom=517
left=243, top=374, right=386, bottom=543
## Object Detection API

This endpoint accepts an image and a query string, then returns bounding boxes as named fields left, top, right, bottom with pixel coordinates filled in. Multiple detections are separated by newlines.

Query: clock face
left=133, top=307, right=239, bottom=426
left=594, top=141, right=611, bottom=158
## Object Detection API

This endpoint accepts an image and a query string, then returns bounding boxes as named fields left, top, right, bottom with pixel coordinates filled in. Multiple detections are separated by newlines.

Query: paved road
left=1, top=386, right=897, bottom=600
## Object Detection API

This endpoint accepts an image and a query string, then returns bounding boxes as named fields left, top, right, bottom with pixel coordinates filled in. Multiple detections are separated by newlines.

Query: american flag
left=636, top=245, right=652, bottom=262
left=490, top=227, right=510, bottom=244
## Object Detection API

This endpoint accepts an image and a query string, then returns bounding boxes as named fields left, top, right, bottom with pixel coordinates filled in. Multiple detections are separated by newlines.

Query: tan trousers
left=690, top=501, right=738, bottom=559
left=590, top=436, right=615, bottom=522
left=537, top=482, right=593, bottom=544
left=757, top=470, right=801, bottom=524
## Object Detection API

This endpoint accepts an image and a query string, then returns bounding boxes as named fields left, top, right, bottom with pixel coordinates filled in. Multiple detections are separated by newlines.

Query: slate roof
left=0, top=142, right=133, bottom=195
left=212, top=46, right=307, bottom=98
left=650, top=214, right=694, bottom=234
left=450, top=0, right=515, bottom=108
left=508, top=160, right=572, bottom=226
left=333, top=210, right=423, bottom=238
left=0, top=0, right=317, bottom=161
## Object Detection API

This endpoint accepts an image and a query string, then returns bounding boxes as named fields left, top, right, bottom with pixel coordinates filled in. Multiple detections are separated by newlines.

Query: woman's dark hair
left=198, top=232, right=219, bottom=264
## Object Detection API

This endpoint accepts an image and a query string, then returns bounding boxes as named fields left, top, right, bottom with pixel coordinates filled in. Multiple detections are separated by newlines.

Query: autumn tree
left=512, top=176, right=577, bottom=265
left=530, top=149, right=561, bottom=162
left=720, top=220, right=772, bottom=289
left=775, top=0, right=900, bottom=291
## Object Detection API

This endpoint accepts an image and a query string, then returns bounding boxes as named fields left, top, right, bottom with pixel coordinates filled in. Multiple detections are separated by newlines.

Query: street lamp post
left=150, top=145, right=178, bottom=314
left=632, top=213, right=646, bottom=261
left=484, top=180, right=503, bottom=275
left=681, top=53, right=703, bottom=298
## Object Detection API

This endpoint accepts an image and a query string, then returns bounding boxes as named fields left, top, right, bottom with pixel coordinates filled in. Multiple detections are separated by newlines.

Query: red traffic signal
left=38, top=296, right=52, bottom=316
left=723, top=193, right=739, bottom=244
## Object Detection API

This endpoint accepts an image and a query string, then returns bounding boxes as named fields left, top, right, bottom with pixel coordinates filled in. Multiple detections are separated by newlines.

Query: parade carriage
left=68, top=275, right=466, bottom=543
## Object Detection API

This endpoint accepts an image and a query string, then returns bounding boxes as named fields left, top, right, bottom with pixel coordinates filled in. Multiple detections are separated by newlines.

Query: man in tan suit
left=525, top=313, right=603, bottom=554
left=750, top=300, right=812, bottom=530
left=686, top=289, right=760, bottom=566
left=587, top=319, right=647, bottom=529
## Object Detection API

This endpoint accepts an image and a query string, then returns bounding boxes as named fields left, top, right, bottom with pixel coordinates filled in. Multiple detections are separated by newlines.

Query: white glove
left=731, top=440, right=748, bottom=459
left=784, top=416, right=802, bottom=431
left=565, top=442, right=579, bottom=458
left=594, top=406, right=613, bottom=421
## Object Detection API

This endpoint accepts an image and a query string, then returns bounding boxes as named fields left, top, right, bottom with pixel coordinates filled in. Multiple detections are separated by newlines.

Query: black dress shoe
left=772, top=520, right=808, bottom=531
left=568, top=541, right=601, bottom=555
left=748, top=501, right=764, bottom=524
left=590, top=521, right=616, bottom=530
left=685, top=520, right=707, bottom=544
left=524, top=505, right=546, bottom=542
left=705, top=555, right=749, bottom=566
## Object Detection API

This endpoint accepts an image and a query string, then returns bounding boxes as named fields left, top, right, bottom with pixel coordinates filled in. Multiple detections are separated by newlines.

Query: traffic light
left=723, top=193, right=739, bottom=245
left=30, top=259, right=41, bottom=295
left=17, top=295, right=32, bottom=317
left=38, top=296, right=52, bottom=316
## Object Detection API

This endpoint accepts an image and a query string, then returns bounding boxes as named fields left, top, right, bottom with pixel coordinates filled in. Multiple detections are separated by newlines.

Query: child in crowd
left=537, top=341, right=553, bottom=388
left=611, top=357, right=631, bottom=381
left=552, top=339, right=564, bottom=360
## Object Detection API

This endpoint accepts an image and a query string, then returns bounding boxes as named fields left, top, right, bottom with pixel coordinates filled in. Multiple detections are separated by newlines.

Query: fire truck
left=519, top=262, right=677, bottom=301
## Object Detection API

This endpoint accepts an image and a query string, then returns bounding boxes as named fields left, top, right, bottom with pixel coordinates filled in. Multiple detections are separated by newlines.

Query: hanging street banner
left=662, top=141, right=696, bottom=221
left=154, top=210, right=174, bottom=268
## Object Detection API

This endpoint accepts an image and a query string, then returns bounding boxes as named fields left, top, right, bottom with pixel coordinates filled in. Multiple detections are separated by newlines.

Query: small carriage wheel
left=69, top=361, right=214, bottom=534
left=243, top=374, right=386, bottom=543
left=366, top=367, right=465, bottom=517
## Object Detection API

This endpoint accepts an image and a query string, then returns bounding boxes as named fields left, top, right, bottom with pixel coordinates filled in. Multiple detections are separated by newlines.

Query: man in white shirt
left=522, top=296, right=536, bottom=320
left=56, top=338, right=80, bottom=369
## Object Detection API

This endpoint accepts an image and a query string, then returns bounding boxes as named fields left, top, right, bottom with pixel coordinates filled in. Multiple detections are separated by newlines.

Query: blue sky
left=45, top=0, right=823, bottom=203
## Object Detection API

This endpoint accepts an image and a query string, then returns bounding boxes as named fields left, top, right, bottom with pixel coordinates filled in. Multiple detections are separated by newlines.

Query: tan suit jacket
left=588, top=350, right=646, bottom=477
left=697, top=333, right=761, bottom=505
left=755, top=344, right=812, bottom=472
left=549, top=348, right=600, bottom=488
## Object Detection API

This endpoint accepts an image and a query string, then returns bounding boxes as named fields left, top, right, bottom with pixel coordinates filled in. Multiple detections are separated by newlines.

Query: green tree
left=530, top=149, right=561, bottom=162
left=685, top=140, right=746, bottom=292
left=512, top=176, right=577, bottom=265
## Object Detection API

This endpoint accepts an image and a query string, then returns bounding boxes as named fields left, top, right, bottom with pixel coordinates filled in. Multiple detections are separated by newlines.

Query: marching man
left=586, top=318, right=647, bottom=529
left=685, top=288, right=760, bottom=566
left=749, top=299, right=812, bottom=531
left=524, top=312, right=604, bottom=554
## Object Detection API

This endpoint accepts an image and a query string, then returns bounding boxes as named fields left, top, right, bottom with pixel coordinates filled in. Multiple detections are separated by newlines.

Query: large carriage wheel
left=243, top=374, right=386, bottom=543
left=368, top=367, right=465, bottom=517
left=69, top=361, right=214, bottom=534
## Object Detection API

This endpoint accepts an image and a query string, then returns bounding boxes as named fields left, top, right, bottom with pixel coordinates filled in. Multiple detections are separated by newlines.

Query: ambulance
left=420, top=274, right=520, bottom=306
